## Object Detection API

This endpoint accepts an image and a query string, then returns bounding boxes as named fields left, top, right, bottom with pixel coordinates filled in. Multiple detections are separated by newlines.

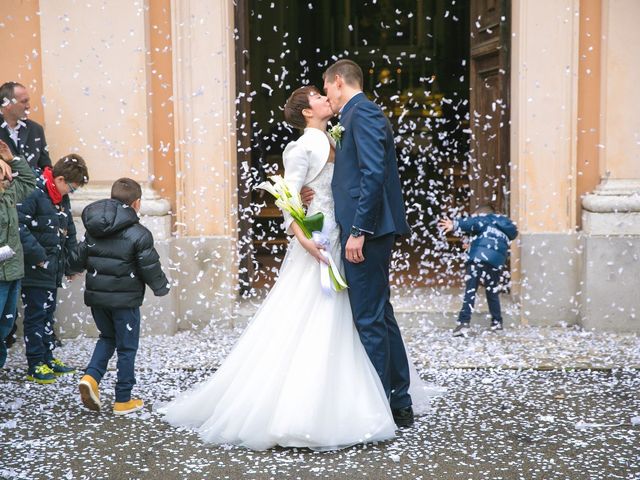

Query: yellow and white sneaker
left=79, top=375, right=101, bottom=412
left=113, top=398, right=144, bottom=416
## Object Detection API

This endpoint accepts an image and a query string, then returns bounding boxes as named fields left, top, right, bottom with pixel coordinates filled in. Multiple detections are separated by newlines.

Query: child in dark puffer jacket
left=439, top=204, right=518, bottom=337
left=76, top=177, right=170, bottom=415
left=17, top=154, right=88, bottom=383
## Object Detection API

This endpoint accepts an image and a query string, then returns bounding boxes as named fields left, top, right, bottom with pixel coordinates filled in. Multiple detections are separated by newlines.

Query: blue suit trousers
left=342, top=233, right=412, bottom=410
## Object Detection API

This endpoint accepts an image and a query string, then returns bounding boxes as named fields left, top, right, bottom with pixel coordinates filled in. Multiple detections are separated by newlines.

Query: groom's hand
left=300, top=186, right=315, bottom=207
left=345, top=235, right=365, bottom=263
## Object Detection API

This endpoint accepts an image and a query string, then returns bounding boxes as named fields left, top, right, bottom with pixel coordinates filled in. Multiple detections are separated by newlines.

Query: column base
left=53, top=185, right=178, bottom=337
left=51, top=234, right=239, bottom=337
left=519, top=233, right=581, bottom=326
left=580, top=235, right=640, bottom=332
left=580, top=179, right=640, bottom=332
left=171, top=236, right=237, bottom=331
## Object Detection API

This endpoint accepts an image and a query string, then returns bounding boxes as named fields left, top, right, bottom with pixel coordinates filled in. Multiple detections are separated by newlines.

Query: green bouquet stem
left=255, top=175, right=347, bottom=292
left=299, top=212, right=325, bottom=239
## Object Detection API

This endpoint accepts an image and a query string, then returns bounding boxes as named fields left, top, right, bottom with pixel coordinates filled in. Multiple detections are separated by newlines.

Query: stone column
left=38, top=0, right=176, bottom=336
left=510, top=0, right=581, bottom=325
left=580, top=0, right=640, bottom=332
left=170, top=0, right=238, bottom=330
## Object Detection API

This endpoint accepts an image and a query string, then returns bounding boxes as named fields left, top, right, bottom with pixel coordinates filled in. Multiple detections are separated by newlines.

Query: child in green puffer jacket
left=0, top=139, right=36, bottom=368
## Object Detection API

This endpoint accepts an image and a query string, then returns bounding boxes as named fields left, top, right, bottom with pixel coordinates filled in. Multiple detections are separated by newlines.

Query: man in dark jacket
left=77, top=178, right=170, bottom=415
left=0, top=82, right=51, bottom=171
left=439, top=204, right=518, bottom=337
left=18, top=154, right=88, bottom=383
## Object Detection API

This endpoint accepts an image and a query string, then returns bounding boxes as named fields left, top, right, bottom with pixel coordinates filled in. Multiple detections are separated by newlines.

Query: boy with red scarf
left=17, top=155, right=88, bottom=383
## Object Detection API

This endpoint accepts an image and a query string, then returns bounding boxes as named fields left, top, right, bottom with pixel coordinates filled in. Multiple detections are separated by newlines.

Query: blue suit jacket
left=331, top=93, right=410, bottom=240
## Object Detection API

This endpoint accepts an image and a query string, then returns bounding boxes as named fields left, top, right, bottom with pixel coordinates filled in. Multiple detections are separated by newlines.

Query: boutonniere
left=328, top=123, right=345, bottom=148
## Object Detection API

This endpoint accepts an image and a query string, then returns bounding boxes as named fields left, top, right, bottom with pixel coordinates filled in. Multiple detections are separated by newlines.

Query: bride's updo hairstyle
left=284, top=86, right=321, bottom=131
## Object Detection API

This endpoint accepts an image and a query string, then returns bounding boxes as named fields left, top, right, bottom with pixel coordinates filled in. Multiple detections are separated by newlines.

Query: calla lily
left=255, top=176, right=348, bottom=292
left=256, top=181, right=281, bottom=199
left=270, top=175, right=294, bottom=201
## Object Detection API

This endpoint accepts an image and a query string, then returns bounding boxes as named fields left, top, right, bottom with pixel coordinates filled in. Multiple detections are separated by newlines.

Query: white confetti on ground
left=1, top=322, right=639, bottom=480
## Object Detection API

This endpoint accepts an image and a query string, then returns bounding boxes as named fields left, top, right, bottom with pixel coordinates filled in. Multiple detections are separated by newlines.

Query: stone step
left=235, top=288, right=520, bottom=329
left=391, top=287, right=520, bottom=328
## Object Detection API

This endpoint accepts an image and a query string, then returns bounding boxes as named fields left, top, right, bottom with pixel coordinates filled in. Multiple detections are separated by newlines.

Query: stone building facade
left=0, top=0, right=637, bottom=333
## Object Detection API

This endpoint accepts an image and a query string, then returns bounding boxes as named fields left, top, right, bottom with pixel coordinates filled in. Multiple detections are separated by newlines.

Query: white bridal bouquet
left=257, top=175, right=348, bottom=292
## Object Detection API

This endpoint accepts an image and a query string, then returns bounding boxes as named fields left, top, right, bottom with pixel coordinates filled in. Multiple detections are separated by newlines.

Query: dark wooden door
left=234, top=0, right=254, bottom=294
left=469, top=0, right=511, bottom=213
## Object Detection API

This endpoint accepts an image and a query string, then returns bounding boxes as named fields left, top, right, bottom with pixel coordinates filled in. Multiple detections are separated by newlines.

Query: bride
left=159, top=86, right=435, bottom=451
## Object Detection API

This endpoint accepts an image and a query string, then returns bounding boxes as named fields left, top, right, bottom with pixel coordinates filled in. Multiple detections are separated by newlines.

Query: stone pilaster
left=510, top=0, right=581, bottom=326
left=578, top=0, right=640, bottom=332
left=169, top=0, right=238, bottom=329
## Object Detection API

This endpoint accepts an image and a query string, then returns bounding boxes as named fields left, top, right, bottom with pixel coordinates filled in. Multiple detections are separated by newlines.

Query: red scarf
left=42, top=167, right=63, bottom=205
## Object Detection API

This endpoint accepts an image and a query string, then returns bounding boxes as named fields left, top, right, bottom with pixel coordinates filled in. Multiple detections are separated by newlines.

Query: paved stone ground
left=1, top=324, right=639, bottom=480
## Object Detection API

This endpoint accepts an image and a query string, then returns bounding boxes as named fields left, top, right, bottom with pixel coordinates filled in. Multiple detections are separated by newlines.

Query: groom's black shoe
left=392, top=406, right=414, bottom=428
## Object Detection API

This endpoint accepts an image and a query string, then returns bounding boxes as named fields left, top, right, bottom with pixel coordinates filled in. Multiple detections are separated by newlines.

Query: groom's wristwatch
left=350, top=226, right=365, bottom=238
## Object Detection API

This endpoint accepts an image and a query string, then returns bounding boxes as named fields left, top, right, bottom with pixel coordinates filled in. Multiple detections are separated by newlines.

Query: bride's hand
left=299, top=237, right=329, bottom=265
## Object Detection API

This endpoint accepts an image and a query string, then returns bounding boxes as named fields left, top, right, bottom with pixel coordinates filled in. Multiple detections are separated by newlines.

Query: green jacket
left=0, top=156, right=37, bottom=282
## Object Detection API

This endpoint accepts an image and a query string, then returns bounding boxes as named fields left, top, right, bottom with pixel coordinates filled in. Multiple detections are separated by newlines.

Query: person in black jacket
left=77, top=178, right=169, bottom=415
left=18, top=154, right=88, bottom=383
left=439, top=204, right=518, bottom=337
left=0, top=82, right=52, bottom=171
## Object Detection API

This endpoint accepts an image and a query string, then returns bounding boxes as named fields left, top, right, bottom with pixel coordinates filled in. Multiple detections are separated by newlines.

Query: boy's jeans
left=458, top=261, right=503, bottom=325
left=85, top=307, right=140, bottom=403
left=0, top=280, right=21, bottom=368
left=21, top=287, right=57, bottom=370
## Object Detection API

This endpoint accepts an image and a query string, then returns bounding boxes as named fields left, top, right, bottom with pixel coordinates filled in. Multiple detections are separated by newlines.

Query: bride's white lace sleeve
left=281, top=141, right=309, bottom=235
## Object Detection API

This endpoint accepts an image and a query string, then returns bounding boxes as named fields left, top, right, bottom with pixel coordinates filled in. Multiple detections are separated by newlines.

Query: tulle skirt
left=159, top=238, right=433, bottom=450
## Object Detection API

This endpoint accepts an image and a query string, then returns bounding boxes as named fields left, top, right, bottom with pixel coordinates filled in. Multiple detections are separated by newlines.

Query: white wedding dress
left=159, top=156, right=437, bottom=451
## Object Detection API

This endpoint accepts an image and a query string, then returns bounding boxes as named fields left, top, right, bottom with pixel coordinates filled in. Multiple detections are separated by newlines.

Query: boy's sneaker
left=48, top=358, right=76, bottom=376
left=452, top=324, right=470, bottom=337
left=113, top=398, right=144, bottom=416
left=26, top=363, right=57, bottom=384
left=79, top=375, right=101, bottom=412
left=490, top=321, right=504, bottom=331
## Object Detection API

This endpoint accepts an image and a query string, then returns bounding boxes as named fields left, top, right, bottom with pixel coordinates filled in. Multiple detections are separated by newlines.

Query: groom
left=323, top=59, right=414, bottom=427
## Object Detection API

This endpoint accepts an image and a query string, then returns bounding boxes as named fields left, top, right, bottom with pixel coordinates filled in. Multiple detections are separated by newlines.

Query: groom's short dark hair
left=323, top=60, right=363, bottom=89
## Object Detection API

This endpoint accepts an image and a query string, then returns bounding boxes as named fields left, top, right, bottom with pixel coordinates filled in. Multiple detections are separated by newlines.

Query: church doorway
left=235, top=0, right=510, bottom=295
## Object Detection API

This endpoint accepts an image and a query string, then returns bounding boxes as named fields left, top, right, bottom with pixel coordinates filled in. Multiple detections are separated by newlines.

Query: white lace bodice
left=306, top=162, right=334, bottom=218
left=307, top=162, right=340, bottom=246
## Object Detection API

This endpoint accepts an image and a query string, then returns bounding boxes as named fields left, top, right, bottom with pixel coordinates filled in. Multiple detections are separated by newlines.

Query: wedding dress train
left=159, top=162, right=436, bottom=450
